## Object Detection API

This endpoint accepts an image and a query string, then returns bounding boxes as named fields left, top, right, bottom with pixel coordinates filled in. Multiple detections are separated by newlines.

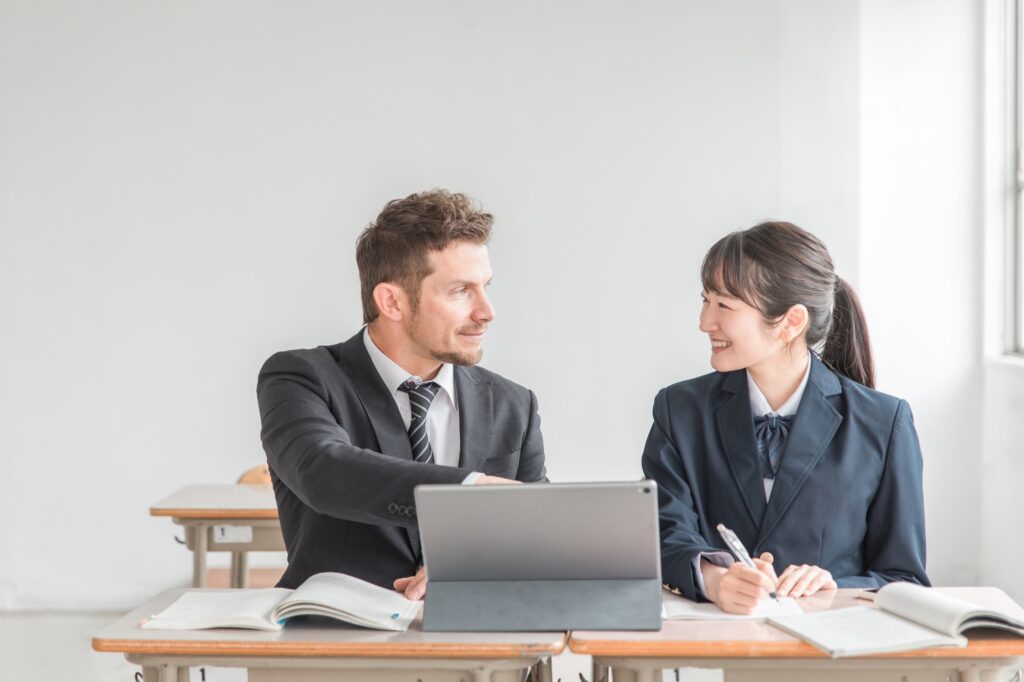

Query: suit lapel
left=715, top=370, right=768, bottom=528
left=335, top=331, right=414, bottom=462
left=754, top=355, right=843, bottom=548
left=455, top=366, right=493, bottom=471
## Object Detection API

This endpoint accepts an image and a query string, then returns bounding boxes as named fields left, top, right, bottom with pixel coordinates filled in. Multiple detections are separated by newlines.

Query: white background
left=0, top=0, right=1012, bottom=611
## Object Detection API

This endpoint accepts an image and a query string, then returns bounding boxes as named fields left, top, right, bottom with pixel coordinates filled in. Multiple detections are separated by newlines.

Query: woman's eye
left=718, top=303, right=731, bottom=310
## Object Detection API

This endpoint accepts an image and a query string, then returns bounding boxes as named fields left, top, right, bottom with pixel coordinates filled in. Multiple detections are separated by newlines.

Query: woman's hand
left=776, top=564, right=836, bottom=598
left=701, top=553, right=778, bottom=615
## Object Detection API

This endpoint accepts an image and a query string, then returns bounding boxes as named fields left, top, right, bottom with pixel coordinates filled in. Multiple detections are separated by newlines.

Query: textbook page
left=875, top=582, right=975, bottom=636
left=769, top=606, right=964, bottom=657
left=142, top=589, right=291, bottom=631
left=273, top=572, right=421, bottom=631
left=876, top=582, right=1024, bottom=636
left=662, top=591, right=802, bottom=621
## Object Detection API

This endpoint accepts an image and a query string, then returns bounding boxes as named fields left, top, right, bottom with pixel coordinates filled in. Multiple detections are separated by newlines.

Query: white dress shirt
left=747, top=355, right=812, bottom=501
left=362, top=329, right=480, bottom=483
left=692, top=354, right=812, bottom=596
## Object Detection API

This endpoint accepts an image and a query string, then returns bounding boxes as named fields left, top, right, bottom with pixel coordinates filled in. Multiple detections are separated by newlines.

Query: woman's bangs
left=700, top=234, right=759, bottom=308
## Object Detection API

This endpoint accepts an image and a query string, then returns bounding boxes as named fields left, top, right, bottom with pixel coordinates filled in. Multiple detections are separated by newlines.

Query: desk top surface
left=92, top=589, right=567, bottom=658
left=571, top=587, right=1024, bottom=659
left=151, top=485, right=279, bottom=519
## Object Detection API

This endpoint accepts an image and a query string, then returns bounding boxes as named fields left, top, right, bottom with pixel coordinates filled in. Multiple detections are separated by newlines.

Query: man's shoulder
left=260, top=344, right=343, bottom=375
left=258, top=333, right=363, bottom=383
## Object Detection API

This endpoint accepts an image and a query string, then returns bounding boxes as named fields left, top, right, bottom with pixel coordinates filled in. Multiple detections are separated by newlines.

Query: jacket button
left=388, top=503, right=398, bottom=514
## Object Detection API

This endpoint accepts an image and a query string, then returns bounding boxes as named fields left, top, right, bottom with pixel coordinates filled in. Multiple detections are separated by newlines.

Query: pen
left=716, top=523, right=780, bottom=603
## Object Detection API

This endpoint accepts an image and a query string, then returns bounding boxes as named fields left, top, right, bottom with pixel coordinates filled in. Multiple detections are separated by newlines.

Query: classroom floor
left=0, top=611, right=723, bottom=682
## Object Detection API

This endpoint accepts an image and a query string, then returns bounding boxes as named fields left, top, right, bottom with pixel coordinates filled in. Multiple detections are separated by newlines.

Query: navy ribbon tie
left=753, top=414, right=794, bottom=479
left=397, top=378, right=440, bottom=463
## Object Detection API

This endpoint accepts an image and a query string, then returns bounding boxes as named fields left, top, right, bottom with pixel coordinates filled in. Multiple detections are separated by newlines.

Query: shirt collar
left=746, top=353, right=812, bottom=418
left=362, top=327, right=457, bottom=408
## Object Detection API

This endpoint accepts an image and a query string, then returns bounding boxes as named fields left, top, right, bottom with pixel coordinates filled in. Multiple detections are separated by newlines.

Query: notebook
left=662, top=590, right=802, bottom=621
left=768, top=582, right=1024, bottom=657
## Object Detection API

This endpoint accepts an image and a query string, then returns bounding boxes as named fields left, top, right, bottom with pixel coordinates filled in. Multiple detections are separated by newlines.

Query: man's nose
left=475, top=290, right=495, bottom=322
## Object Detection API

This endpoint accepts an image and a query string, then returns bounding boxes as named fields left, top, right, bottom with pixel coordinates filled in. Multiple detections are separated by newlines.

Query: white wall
left=0, top=0, right=990, bottom=611
left=858, top=0, right=983, bottom=587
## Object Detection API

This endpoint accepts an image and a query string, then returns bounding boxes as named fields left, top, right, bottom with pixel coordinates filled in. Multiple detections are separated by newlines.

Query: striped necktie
left=397, top=378, right=441, bottom=463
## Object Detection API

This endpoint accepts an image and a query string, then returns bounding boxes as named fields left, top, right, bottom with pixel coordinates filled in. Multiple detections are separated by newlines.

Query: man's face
left=402, top=241, right=495, bottom=366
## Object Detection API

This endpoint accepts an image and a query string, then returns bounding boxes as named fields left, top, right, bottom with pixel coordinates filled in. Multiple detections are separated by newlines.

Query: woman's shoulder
left=655, top=370, right=733, bottom=412
left=830, top=369, right=910, bottom=424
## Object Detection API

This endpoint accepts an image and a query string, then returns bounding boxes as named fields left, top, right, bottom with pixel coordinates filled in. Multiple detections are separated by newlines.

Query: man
left=257, top=189, right=547, bottom=599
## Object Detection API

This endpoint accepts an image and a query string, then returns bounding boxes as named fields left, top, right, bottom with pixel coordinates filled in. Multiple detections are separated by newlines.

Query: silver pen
left=716, top=523, right=780, bottom=603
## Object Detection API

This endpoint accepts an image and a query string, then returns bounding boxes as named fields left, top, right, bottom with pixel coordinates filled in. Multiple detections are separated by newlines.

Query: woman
left=642, top=221, right=929, bottom=615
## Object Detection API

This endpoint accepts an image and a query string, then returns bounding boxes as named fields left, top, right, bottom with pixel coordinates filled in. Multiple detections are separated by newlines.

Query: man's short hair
left=356, top=189, right=493, bottom=323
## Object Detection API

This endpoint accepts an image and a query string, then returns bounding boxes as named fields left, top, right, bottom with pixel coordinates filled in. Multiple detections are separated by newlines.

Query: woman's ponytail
left=821, top=277, right=875, bottom=388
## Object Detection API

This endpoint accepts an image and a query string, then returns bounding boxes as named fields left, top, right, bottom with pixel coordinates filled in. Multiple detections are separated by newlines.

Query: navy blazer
left=641, top=354, right=929, bottom=601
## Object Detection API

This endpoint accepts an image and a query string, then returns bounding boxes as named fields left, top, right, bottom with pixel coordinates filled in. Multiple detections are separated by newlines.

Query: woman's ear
left=780, top=304, right=809, bottom=343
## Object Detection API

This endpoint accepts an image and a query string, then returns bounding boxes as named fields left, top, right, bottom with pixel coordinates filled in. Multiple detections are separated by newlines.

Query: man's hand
left=473, top=475, right=522, bottom=485
left=702, top=552, right=778, bottom=615
left=394, top=565, right=428, bottom=601
left=776, top=564, right=836, bottom=598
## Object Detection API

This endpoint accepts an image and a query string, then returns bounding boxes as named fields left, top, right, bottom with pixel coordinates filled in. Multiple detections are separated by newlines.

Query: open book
left=142, top=572, right=422, bottom=632
left=768, top=582, right=1024, bottom=657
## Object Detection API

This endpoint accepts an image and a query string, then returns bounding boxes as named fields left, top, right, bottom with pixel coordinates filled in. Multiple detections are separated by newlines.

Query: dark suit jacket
left=641, top=354, right=929, bottom=601
left=257, top=330, right=547, bottom=589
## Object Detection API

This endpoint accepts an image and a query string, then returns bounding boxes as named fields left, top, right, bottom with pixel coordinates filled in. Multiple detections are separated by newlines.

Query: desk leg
left=143, top=664, right=187, bottom=682
left=192, top=527, right=207, bottom=588
left=231, top=551, right=249, bottom=588
left=535, top=657, right=552, bottom=682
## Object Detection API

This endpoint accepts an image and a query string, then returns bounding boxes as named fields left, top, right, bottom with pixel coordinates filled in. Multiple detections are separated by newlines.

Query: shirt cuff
left=692, top=551, right=736, bottom=599
left=461, top=472, right=484, bottom=485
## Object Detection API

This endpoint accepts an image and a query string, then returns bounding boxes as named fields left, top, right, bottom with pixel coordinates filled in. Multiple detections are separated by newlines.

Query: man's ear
left=780, top=304, right=809, bottom=343
left=373, top=282, right=408, bottom=322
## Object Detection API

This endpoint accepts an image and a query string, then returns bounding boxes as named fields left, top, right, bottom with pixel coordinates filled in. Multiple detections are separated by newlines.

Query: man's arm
left=258, top=350, right=472, bottom=529
left=515, top=389, right=548, bottom=483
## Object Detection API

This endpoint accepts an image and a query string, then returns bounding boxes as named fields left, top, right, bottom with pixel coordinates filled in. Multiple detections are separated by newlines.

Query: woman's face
left=699, top=289, right=783, bottom=373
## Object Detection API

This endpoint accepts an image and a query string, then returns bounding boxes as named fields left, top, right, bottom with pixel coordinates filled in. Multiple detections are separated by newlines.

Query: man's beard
left=405, top=313, right=485, bottom=366
left=431, top=347, right=483, bottom=366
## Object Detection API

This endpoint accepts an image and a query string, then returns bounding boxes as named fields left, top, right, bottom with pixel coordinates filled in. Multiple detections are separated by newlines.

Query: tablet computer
left=415, top=481, right=662, bottom=631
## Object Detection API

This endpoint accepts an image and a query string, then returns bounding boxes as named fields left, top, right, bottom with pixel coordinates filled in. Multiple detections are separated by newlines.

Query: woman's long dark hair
left=700, top=221, right=875, bottom=388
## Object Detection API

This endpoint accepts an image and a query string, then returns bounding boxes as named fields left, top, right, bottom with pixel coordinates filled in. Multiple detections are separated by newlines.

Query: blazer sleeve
left=257, top=350, right=471, bottom=529
left=514, top=389, right=548, bottom=483
left=641, top=389, right=723, bottom=601
left=837, top=399, right=930, bottom=588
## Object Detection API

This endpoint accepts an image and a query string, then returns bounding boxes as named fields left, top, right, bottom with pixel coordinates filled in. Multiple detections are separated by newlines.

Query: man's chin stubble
left=431, top=349, right=483, bottom=366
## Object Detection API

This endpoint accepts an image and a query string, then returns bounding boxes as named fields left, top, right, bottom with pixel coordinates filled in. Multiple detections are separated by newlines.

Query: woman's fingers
left=777, top=564, right=810, bottom=596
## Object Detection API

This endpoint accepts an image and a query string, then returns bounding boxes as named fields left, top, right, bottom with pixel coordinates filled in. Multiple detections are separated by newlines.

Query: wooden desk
left=570, top=588, right=1024, bottom=682
left=151, top=485, right=285, bottom=588
left=93, top=589, right=566, bottom=682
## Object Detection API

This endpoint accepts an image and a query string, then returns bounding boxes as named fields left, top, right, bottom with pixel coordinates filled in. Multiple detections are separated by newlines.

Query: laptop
left=414, top=481, right=662, bottom=631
